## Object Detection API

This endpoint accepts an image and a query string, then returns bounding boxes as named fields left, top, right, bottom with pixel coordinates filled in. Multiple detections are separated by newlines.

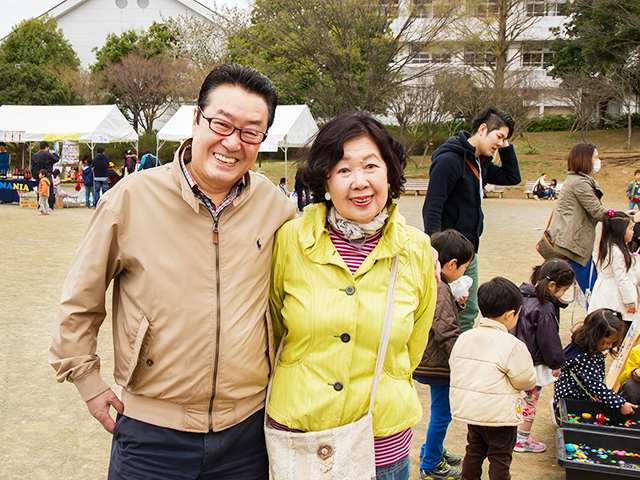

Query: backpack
left=533, top=180, right=545, bottom=197
left=82, top=166, right=94, bottom=186
left=141, top=154, right=158, bottom=169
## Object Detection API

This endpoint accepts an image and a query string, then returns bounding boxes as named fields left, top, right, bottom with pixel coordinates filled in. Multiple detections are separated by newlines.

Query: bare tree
left=102, top=52, right=188, bottom=134
left=608, top=67, right=640, bottom=149
left=560, top=72, right=609, bottom=141
left=227, top=0, right=459, bottom=118
left=162, top=2, right=249, bottom=70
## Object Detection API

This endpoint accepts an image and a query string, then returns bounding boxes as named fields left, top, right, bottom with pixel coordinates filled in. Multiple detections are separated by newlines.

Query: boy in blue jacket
left=423, top=107, right=521, bottom=332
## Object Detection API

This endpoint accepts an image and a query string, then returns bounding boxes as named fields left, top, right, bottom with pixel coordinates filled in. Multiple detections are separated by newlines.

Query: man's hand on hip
left=86, top=388, right=125, bottom=434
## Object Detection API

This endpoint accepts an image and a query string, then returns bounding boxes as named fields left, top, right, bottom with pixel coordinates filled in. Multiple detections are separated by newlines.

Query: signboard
left=606, top=313, right=640, bottom=391
left=2, top=131, right=25, bottom=142
left=61, top=140, right=79, bottom=164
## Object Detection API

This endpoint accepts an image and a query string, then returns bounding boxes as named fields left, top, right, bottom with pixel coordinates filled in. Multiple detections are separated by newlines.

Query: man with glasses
left=50, top=65, right=296, bottom=479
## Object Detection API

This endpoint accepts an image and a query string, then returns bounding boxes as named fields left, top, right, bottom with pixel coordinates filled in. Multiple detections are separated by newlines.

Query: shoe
left=534, top=195, right=540, bottom=201
left=442, top=448, right=462, bottom=466
left=513, top=436, right=546, bottom=453
left=38, top=212, right=50, bottom=215
left=420, top=459, right=462, bottom=479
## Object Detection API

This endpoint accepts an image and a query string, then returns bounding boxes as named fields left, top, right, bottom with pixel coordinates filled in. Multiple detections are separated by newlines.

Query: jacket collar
left=568, top=171, right=604, bottom=200
left=172, top=138, right=252, bottom=215
left=519, top=282, right=568, bottom=309
left=299, top=201, right=407, bottom=273
left=478, top=317, right=509, bottom=332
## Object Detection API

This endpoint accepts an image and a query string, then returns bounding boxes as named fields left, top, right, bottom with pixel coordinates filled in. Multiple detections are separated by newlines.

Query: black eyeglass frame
left=197, top=106, right=268, bottom=145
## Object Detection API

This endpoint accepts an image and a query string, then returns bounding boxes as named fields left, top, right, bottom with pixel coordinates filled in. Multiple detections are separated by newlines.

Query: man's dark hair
left=97, top=146, right=105, bottom=154
left=197, top=64, right=277, bottom=130
left=430, top=229, right=475, bottom=266
left=471, top=107, right=515, bottom=139
left=280, top=177, right=286, bottom=184
left=541, top=172, right=547, bottom=176
left=298, top=112, right=406, bottom=207
left=0, top=142, right=5, bottom=147
left=477, top=277, right=522, bottom=319
left=40, top=141, right=49, bottom=150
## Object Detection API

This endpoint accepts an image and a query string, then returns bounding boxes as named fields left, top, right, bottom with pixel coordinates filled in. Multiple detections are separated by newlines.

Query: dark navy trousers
left=108, top=409, right=269, bottom=480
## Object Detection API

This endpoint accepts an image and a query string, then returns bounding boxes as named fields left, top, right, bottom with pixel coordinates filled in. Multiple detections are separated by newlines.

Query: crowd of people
left=46, top=64, right=640, bottom=480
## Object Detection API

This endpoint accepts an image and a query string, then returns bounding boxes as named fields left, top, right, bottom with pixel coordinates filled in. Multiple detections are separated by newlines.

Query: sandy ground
left=0, top=190, right=630, bottom=479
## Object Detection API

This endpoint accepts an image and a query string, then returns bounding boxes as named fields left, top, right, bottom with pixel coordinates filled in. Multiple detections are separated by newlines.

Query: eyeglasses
left=198, top=107, right=268, bottom=145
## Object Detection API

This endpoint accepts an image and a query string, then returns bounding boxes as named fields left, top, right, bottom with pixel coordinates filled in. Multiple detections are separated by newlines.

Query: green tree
left=92, top=22, right=173, bottom=71
left=0, top=16, right=79, bottom=69
left=228, top=0, right=455, bottom=119
left=0, top=63, right=81, bottom=105
left=549, top=0, right=640, bottom=131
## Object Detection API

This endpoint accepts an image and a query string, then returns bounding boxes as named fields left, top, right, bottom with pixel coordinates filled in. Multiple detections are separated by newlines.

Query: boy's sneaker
left=442, top=448, right=462, bottom=466
left=513, top=436, right=546, bottom=453
left=420, top=459, right=462, bottom=480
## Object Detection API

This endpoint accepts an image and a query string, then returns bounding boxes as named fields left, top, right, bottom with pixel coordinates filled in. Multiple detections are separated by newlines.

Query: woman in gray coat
left=548, top=143, right=608, bottom=297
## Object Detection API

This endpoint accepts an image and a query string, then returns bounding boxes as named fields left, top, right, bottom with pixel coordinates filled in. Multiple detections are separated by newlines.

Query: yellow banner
left=43, top=133, right=81, bottom=141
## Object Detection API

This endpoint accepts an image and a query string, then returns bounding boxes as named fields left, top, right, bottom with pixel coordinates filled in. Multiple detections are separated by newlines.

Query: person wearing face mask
left=266, top=112, right=437, bottom=480
left=547, top=143, right=615, bottom=299
left=423, top=107, right=521, bottom=332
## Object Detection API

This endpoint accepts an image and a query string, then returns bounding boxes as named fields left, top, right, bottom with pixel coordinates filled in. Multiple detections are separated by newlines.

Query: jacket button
left=333, top=382, right=343, bottom=391
left=345, top=286, right=355, bottom=295
left=340, top=333, right=351, bottom=343
left=146, top=359, right=154, bottom=367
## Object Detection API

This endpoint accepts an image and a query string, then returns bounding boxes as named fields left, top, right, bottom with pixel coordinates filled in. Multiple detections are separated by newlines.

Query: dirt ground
left=0, top=180, right=632, bottom=479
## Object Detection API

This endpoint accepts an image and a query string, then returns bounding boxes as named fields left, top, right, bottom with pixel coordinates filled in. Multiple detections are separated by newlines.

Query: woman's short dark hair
left=470, top=107, right=515, bottom=139
left=197, top=64, right=277, bottom=130
left=298, top=112, right=407, bottom=207
left=567, top=142, right=596, bottom=175
left=477, top=277, right=522, bottom=319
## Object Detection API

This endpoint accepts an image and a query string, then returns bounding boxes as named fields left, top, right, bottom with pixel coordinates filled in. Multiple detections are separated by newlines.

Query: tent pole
left=284, top=139, right=288, bottom=187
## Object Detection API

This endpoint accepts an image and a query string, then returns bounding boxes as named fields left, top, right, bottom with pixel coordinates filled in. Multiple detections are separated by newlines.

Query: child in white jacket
left=588, top=210, right=640, bottom=324
left=450, top=277, right=536, bottom=480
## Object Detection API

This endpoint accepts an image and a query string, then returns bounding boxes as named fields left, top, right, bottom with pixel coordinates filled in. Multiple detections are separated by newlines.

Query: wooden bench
left=404, top=179, right=429, bottom=195
left=524, top=181, right=536, bottom=198
left=484, top=184, right=505, bottom=198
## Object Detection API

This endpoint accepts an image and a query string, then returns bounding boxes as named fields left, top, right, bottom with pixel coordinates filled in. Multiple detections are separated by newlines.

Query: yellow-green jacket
left=267, top=202, right=437, bottom=437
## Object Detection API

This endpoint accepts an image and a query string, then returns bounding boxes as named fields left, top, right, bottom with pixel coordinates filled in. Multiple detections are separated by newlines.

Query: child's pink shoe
left=514, top=436, right=546, bottom=453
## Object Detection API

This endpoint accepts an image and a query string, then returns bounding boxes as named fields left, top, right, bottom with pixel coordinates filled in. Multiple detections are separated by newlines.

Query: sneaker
left=420, top=459, right=461, bottom=480
left=533, top=195, right=540, bottom=201
left=442, top=448, right=462, bottom=466
left=513, top=436, right=546, bottom=453
left=38, top=212, right=49, bottom=215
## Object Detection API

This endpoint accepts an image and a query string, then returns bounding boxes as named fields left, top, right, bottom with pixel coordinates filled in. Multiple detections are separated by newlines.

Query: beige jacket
left=449, top=318, right=536, bottom=426
left=548, top=171, right=605, bottom=266
left=50, top=140, right=296, bottom=433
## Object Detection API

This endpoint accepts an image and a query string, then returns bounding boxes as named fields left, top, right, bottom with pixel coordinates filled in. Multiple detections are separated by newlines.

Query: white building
left=403, top=0, right=572, bottom=116
left=35, top=0, right=249, bottom=68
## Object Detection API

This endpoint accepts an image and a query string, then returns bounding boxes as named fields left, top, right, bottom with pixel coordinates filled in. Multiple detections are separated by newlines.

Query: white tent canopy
left=0, top=105, right=138, bottom=167
left=156, top=104, right=318, bottom=184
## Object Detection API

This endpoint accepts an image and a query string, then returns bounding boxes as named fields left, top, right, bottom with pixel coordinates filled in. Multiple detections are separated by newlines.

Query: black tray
left=558, top=398, right=640, bottom=438
left=558, top=428, right=640, bottom=479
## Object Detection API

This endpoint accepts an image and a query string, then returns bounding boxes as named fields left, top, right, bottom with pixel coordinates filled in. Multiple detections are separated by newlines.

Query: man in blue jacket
left=423, top=107, right=521, bottom=332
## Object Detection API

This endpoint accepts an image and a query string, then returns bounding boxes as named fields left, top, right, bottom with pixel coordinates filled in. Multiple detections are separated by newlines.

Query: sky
left=0, top=0, right=252, bottom=40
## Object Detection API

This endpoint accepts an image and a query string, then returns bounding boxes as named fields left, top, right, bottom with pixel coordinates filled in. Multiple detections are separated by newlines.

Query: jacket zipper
left=209, top=216, right=222, bottom=430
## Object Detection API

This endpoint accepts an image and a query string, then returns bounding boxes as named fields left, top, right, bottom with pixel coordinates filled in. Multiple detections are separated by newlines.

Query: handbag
left=264, top=255, right=399, bottom=480
left=536, top=211, right=566, bottom=260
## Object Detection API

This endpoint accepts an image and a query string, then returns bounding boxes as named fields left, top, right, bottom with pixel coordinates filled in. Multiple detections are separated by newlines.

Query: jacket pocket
left=124, top=314, right=150, bottom=387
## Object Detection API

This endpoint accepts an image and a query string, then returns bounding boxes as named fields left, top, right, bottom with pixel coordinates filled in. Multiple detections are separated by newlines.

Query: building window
left=475, top=0, right=499, bottom=16
left=464, top=50, right=496, bottom=67
left=414, top=0, right=448, bottom=18
left=525, top=0, right=567, bottom=16
left=521, top=49, right=555, bottom=67
left=116, top=0, right=128, bottom=8
left=409, top=45, right=452, bottom=64
left=526, top=0, right=545, bottom=16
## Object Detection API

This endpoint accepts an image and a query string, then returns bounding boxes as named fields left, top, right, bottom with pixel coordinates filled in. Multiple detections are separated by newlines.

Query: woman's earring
left=325, top=191, right=331, bottom=201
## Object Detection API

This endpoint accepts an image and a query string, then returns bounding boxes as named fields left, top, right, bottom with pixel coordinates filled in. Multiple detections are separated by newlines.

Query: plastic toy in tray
left=559, top=398, right=640, bottom=437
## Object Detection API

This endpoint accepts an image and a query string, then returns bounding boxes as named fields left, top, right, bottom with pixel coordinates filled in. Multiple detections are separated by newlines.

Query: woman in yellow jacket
left=268, top=112, right=437, bottom=480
